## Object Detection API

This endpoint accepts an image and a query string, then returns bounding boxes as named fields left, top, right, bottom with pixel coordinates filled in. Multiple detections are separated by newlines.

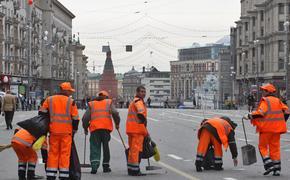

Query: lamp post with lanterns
left=284, top=21, right=289, bottom=100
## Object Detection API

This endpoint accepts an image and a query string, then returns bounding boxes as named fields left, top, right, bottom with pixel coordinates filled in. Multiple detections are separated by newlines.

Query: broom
left=0, top=144, right=12, bottom=152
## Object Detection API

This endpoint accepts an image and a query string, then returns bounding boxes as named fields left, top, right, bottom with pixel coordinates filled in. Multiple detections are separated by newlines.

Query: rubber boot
left=18, top=170, right=26, bottom=180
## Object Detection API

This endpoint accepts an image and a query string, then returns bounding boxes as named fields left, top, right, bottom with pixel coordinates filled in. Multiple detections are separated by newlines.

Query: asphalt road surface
left=1, top=109, right=290, bottom=180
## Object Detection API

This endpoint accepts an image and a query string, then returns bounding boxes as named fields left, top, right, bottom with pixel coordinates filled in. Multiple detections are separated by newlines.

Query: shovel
left=146, top=159, right=162, bottom=171
left=241, top=117, right=257, bottom=165
left=80, top=135, right=91, bottom=168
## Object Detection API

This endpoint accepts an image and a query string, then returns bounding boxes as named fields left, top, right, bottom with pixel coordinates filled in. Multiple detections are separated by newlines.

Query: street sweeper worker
left=243, top=83, right=290, bottom=176
left=39, top=82, right=80, bottom=180
left=195, top=116, right=238, bottom=172
left=82, top=90, right=120, bottom=174
left=11, top=128, right=45, bottom=180
left=126, top=86, right=148, bottom=176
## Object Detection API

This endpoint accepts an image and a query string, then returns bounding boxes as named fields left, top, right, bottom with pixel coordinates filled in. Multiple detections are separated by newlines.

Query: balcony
left=5, top=17, right=13, bottom=25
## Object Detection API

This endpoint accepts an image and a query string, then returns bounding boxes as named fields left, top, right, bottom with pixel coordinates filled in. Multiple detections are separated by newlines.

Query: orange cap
left=260, top=83, right=276, bottom=93
left=98, top=90, right=109, bottom=97
left=60, top=82, right=75, bottom=92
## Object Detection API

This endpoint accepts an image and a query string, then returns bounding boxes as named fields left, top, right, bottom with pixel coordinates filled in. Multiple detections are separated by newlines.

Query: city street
left=1, top=109, right=290, bottom=180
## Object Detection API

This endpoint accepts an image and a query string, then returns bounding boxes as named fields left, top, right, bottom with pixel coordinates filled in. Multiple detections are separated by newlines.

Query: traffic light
left=28, top=0, right=33, bottom=5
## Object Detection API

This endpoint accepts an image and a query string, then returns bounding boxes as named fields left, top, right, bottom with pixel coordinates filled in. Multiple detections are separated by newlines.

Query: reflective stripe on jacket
left=251, top=96, right=288, bottom=133
left=88, top=99, right=113, bottom=132
left=11, top=129, right=36, bottom=147
left=199, top=118, right=233, bottom=149
left=48, top=95, right=74, bottom=134
left=126, top=97, right=148, bottom=135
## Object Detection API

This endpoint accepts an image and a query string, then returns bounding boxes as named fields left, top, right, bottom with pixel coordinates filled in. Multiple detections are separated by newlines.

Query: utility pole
left=254, top=39, right=260, bottom=100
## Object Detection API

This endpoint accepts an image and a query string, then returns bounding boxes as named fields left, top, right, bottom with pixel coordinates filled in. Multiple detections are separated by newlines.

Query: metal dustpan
left=146, top=159, right=162, bottom=171
left=81, top=135, right=91, bottom=168
left=241, top=117, right=257, bottom=165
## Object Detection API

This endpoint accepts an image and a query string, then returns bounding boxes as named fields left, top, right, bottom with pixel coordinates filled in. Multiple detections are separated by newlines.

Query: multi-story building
left=141, top=66, right=170, bottom=103
left=170, top=44, right=225, bottom=101
left=235, top=0, right=290, bottom=99
left=0, top=0, right=88, bottom=98
left=122, top=66, right=142, bottom=101
left=87, top=73, right=101, bottom=98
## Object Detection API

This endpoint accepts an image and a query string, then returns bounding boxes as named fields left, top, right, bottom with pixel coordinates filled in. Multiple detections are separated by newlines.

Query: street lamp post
left=26, top=5, right=32, bottom=99
left=284, top=21, right=290, bottom=100
left=254, top=39, right=260, bottom=99
left=242, top=52, right=246, bottom=104
left=230, top=66, right=236, bottom=106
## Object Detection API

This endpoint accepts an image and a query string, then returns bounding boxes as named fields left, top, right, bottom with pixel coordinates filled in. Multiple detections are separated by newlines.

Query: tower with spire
left=99, top=47, right=118, bottom=102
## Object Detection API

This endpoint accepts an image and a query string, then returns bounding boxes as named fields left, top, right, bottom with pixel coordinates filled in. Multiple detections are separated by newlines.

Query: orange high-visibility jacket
left=88, top=99, right=113, bottom=132
left=12, top=129, right=36, bottom=147
left=251, top=96, right=289, bottom=133
left=126, top=97, right=148, bottom=135
left=199, top=118, right=233, bottom=149
left=40, top=95, right=79, bottom=134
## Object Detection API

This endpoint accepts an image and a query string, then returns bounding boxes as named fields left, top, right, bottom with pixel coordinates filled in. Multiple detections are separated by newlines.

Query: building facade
left=141, top=67, right=170, bottom=103
left=87, top=73, right=101, bottom=98
left=170, top=44, right=224, bottom=102
left=235, top=0, right=290, bottom=99
left=122, top=66, right=142, bottom=101
left=0, top=0, right=88, bottom=98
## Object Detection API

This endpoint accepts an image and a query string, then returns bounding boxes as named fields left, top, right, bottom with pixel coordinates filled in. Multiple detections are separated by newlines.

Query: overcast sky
left=59, top=0, right=241, bottom=73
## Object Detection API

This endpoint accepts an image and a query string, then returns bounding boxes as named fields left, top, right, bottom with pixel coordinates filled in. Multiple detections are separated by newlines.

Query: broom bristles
left=0, top=144, right=12, bottom=152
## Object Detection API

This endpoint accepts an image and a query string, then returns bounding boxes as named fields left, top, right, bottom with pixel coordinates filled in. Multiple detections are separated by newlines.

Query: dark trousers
left=4, top=111, right=14, bottom=129
left=90, top=129, right=111, bottom=170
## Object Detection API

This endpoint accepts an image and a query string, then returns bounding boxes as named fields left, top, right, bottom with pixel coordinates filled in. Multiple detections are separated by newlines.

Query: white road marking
left=147, top=117, right=160, bottom=122
left=183, top=159, right=193, bottom=162
left=232, top=168, right=245, bottom=171
left=111, top=135, right=200, bottom=180
left=157, top=161, right=200, bottom=180
left=167, top=154, right=183, bottom=160
left=284, top=149, right=290, bottom=152
left=223, top=178, right=238, bottom=180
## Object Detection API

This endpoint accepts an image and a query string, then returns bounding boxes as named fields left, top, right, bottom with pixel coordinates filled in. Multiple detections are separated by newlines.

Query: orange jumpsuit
left=126, top=97, right=148, bottom=175
left=250, top=96, right=289, bottom=172
left=11, top=129, right=38, bottom=179
left=40, top=95, right=79, bottom=179
left=196, top=118, right=237, bottom=169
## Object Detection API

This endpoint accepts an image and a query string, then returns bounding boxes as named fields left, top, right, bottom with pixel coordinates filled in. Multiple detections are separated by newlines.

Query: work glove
left=233, top=158, right=238, bottom=167
left=243, top=113, right=251, bottom=120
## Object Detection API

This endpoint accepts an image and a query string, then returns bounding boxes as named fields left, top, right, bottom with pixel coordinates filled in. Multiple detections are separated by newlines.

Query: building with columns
left=235, top=0, right=290, bottom=99
left=170, top=44, right=225, bottom=102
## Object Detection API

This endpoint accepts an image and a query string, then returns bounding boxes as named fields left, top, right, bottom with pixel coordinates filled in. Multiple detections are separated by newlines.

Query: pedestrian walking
left=244, top=83, right=290, bottom=176
left=126, top=86, right=149, bottom=176
left=195, top=116, right=238, bottom=172
left=39, top=82, right=80, bottom=180
left=2, top=90, right=16, bottom=130
left=247, top=93, right=256, bottom=112
left=146, top=97, right=151, bottom=108
left=82, top=90, right=120, bottom=174
left=11, top=128, right=44, bottom=180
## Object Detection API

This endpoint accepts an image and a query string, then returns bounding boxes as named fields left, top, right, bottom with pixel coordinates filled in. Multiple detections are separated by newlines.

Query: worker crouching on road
left=126, top=86, right=148, bottom=176
left=82, top=90, right=120, bottom=174
left=39, top=82, right=80, bottom=180
left=195, top=116, right=238, bottom=172
left=244, top=83, right=290, bottom=176
left=11, top=128, right=45, bottom=180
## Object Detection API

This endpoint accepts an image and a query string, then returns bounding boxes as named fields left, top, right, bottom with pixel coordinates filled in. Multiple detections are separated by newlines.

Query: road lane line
left=223, top=178, right=238, bottom=180
left=148, top=117, right=160, bottom=122
left=238, top=138, right=253, bottom=142
left=111, top=135, right=200, bottom=180
left=167, top=154, right=183, bottom=160
left=157, top=161, right=200, bottom=180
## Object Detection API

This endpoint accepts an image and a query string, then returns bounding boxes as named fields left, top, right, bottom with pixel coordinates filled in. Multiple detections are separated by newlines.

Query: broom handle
left=84, top=135, right=87, bottom=164
left=117, top=129, right=127, bottom=150
left=242, top=117, right=248, bottom=145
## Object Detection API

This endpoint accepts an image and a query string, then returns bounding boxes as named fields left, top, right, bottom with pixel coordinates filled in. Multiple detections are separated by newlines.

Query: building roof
left=53, top=0, right=75, bottom=19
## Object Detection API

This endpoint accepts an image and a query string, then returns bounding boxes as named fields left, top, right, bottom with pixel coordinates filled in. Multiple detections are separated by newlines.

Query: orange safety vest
left=47, top=95, right=74, bottom=134
left=202, top=118, right=233, bottom=149
left=251, top=96, right=287, bottom=133
left=88, top=99, right=113, bottom=132
left=126, top=97, right=148, bottom=136
left=12, top=129, right=36, bottom=147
